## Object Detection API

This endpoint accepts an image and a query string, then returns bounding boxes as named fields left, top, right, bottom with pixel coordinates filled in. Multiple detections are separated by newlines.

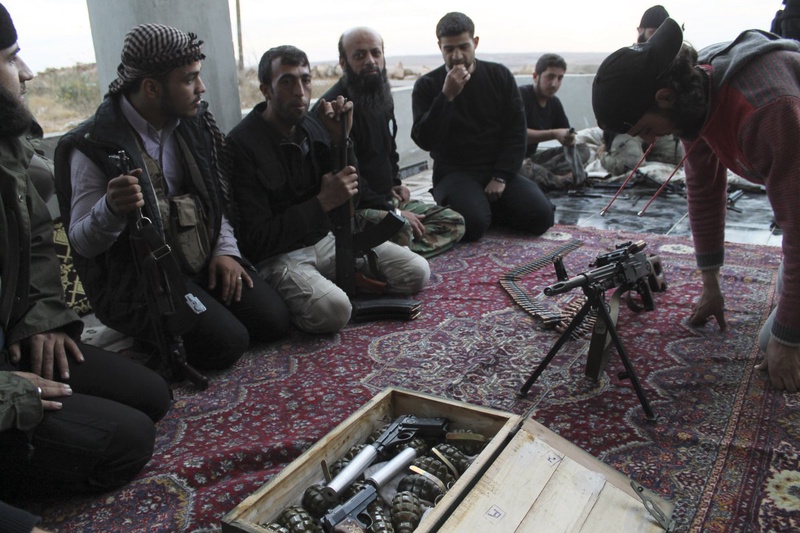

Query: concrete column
left=85, top=0, right=241, bottom=133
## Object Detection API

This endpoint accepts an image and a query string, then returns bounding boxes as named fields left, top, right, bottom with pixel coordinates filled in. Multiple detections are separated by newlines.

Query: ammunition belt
left=499, top=239, right=583, bottom=330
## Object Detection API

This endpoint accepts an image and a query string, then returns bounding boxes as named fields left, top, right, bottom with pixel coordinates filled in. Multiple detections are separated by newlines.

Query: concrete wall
left=85, top=0, right=241, bottom=134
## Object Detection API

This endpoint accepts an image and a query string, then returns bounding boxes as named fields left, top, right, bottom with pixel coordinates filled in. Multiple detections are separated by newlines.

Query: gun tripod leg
left=518, top=300, right=593, bottom=397
left=596, top=301, right=656, bottom=421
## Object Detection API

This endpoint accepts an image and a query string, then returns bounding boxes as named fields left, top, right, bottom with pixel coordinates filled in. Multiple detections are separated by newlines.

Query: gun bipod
left=517, top=281, right=657, bottom=421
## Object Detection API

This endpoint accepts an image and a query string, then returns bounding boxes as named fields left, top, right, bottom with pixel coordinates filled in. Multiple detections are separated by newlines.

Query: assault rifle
left=519, top=241, right=667, bottom=420
left=330, top=110, right=420, bottom=321
left=323, top=415, right=449, bottom=503
left=108, top=151, right=209, bottom=390
left=321, top=447, right=417, bottom=533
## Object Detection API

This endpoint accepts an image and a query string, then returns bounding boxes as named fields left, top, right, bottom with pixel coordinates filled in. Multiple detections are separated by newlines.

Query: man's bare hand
left=9, top=332, right=84, bottom=381
left=392, top=185, right=411, bottom=203
left=11, top=371, right=73, bottom=411
left=207, top=255, right=252, bottom=306
left=401, top=210, right=426, bottom=238
left=317, top=166, right=358, bottom=212
left=443, top=64, right=471, bottom=101
left=689, top=269, right=727, bottom=331
left=484, top=178, right=506, bottom=202
left=317, top=95, right=354, bottom=143
left=756, top=338, right=800, bottom=392
left=555, top=128, right=576, bottom=147
left=106, top=169, right=144, bottom=216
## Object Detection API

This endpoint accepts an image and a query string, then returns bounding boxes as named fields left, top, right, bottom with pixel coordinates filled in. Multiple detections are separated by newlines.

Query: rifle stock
left=109, top=151, right=209, bottom=390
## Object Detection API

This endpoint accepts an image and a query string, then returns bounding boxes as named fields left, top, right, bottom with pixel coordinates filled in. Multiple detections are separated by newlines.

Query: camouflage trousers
left=520, top=144, right=591, bottom=190
left=356, top=198, right=465, bottom=259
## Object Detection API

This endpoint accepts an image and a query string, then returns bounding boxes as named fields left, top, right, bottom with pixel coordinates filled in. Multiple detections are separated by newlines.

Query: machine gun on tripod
left=518, top=240, right=667, bottom=420
left=108, top=151, right=209, bottom=390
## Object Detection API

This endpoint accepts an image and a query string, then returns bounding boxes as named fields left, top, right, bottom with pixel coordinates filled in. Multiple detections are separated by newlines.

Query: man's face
left=341, top=29, right=385, bottom=85
left=626, top=109, right=678, bottom=143
left=438, top=32, right=478, bottom=71
left=637, top=27, right=658, bottom=44
left=0, top=43, right=33, bottom=104
left=159, top=61, right=205, bottom=119
left=533, top=66, right=565, bottom=99
left=0, top=43, right=35, bottom=137
left=261, top=58, right=312, bottom=130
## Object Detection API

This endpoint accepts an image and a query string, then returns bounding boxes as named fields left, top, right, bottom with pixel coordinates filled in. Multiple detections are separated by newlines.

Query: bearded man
left=1, top=4, right=170, bottom=523
left=593, top=18, right=800, bottom=391
left=314, top=27, right=465, bottom=258
left=54, top=24, right=290, bottom=374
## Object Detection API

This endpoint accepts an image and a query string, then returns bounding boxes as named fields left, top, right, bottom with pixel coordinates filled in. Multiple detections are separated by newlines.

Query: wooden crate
left=222, top=387, right=673, bottom=532
left=438, top=417, right=673, bottom=532
left=222, top=387, right=520, bottom=533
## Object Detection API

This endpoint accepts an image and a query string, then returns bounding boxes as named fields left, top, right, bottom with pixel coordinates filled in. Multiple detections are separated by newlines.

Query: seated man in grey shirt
left=55, top=23, right=290, bottom=373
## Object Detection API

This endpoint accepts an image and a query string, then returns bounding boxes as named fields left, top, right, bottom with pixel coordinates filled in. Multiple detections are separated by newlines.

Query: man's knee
left=293, top=288, right=352, bottom=333
left=373, top=243, right=431, bottom=293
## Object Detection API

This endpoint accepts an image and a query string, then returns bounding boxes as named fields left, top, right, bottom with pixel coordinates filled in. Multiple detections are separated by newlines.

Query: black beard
left=342, top=62, right=393, bottom=116
left=0, top=85, right=34, bottom=138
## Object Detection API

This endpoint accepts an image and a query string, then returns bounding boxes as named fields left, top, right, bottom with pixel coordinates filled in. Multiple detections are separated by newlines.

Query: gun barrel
left=368, top=447, right=417, bottom=488
left=323, top=445, right=379, bottom=503
left=544, top=263, right=617, bottom=296
left=321, top=448, right=416, bottom=533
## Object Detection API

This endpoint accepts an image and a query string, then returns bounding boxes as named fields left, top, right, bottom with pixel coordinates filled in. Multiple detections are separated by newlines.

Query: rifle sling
left=130, top=219, right=201, bottom=335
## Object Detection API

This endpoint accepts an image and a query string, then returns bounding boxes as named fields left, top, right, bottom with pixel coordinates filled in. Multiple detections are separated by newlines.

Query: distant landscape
left=28, top=52, right=606, bottom=134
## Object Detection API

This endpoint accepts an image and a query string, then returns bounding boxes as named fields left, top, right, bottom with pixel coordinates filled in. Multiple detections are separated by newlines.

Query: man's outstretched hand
left=757, top=338, right=800, bottom=392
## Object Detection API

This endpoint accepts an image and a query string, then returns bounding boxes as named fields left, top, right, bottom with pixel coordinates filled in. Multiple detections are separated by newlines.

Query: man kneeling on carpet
left=593, top=18, right=800, bottom=391
left=227, top=45, right=430, bottom=334
left=0, top=5, right=171, bottom=530
left=55, top=23, right=290, bottom=373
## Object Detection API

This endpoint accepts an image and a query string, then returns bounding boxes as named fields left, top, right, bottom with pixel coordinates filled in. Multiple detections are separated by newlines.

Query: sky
left=2, top=0, right=781, bottom=73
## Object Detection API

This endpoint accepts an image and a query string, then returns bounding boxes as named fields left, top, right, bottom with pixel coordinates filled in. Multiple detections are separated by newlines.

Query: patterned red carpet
left=27, top=225, right=798, bottom=532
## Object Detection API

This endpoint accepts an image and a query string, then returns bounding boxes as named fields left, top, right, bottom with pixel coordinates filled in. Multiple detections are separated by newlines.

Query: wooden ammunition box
left=222, top=387, right=673, bottom=532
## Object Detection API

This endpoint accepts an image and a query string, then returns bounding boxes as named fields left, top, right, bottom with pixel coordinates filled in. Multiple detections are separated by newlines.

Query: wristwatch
left=491, top=176, right=507, bottom=184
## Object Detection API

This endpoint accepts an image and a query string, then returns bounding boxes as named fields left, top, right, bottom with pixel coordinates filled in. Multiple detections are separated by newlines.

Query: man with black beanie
left=593, top=18, right=800, bottom=392
left=0, top=4, right=171, bottom=530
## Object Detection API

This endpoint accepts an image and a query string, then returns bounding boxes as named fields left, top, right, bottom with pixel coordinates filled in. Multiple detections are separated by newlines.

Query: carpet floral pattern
left=26, top=225, right=797, bottom=532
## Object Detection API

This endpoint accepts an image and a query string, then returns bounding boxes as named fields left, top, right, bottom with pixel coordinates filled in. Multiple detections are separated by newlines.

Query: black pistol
left=321, top=447, right=417, bottom=533
left=322, top=415, right=449, bottom=503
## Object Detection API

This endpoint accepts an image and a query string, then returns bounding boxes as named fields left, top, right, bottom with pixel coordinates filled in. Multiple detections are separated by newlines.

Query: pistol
left=321, top=447, right=417, bottom=533
left=322, top=415, right=449, bottom=503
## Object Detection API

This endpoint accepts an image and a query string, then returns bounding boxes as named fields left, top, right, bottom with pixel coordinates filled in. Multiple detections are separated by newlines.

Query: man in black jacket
left=316, top=27, right=465, bottom=258
left=227, top=45, right=430, bottom=333
left=411, top=12, right=554, bottom=242
left=0, top=4, right=170, bottom=521
left=55, top=24, right=290, bottom=372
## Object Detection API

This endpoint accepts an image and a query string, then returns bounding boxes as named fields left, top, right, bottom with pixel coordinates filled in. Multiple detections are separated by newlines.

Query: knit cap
left=0, top=3, right=18, bottom=50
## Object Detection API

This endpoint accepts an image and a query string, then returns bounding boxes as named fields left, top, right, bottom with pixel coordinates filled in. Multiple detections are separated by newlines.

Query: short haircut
left=535, top=53, right=567, bottom=75
left=258, top=45, right=309, bottom=85
left=436, top=12, right=475, bottom=39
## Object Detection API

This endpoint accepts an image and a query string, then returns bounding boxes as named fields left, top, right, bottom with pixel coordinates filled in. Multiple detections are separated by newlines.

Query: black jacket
left=315, top=79, right=398, bottom=210
left=227, top=103, right=340, bottom=264
left=53, top=96, right=224, bottom=338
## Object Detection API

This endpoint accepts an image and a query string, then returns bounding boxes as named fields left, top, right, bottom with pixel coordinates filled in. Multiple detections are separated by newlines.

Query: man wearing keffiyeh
left=54, top=23, right=290, bottom=374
